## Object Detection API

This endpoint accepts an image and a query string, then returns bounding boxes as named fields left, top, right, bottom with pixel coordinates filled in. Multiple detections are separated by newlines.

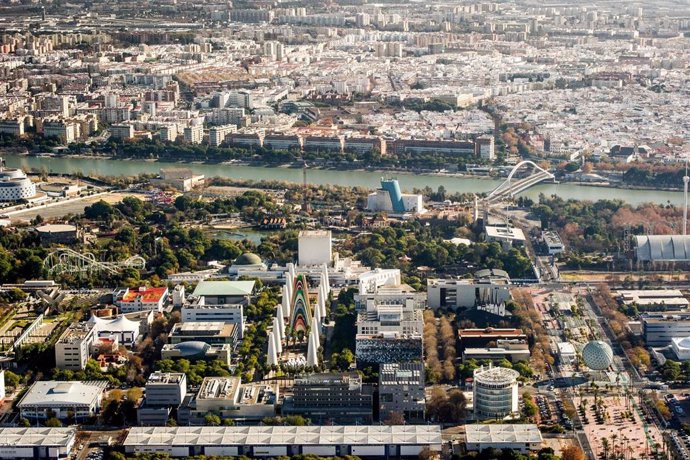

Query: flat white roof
left=466, top=424, right=543, bottom=444
left=557, top=341, right=577, bottom=355
left=485, top=226, right=526, bottom=241
left=18, top=380, right=107, bottom=408
left=0, top=427, right=77, bottom=447
left=124, top=426, right=442, bottom=447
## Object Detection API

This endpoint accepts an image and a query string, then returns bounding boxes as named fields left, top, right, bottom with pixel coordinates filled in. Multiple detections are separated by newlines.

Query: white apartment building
left=110, top=123, right=135, bottom=140
left=184, top=125, right=204, bottom=144
left=209, top=125, right=237, bottom=146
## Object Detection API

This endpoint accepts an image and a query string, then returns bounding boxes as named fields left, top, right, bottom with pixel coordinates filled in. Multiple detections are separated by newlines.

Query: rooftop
left=170, top=321, right=237, bottom=337
left=18, top=380, right=107, bottom=408
left=192, top=280, right=255, bottom=297
left=197, top=377, right=240, bottom=401
left=0, top=427, right=77, bottom=447
left=147, top=372, right=186, bottom=385
left=466, top=424, right=543, bottom=445
left=57, top=322, right=95, bottom=343
left=123, top=425, right=442, bottom=447
left=120, top=286, right=168, bottom=304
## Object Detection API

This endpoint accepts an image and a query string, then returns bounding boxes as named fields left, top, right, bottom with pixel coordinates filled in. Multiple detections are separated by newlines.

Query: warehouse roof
left=192, top=280, right=255, bottom=297
left=123, top=425, right=442, bottom=447
left=0, top=427, right=77, bottom=447
left=466, top=424, right=542, bottom=444
left=635, top=235, right=690, bottom=262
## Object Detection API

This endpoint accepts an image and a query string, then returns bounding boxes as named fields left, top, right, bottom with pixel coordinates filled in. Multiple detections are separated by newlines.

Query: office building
left=427, top=270, right=511, bottom=310
left=458, top=328, right=527, bottom=350
left=298, top=230, right=332, bottom=266
left=485, top=226, right=526, bottom=248
left=282, top=373, right=373, bottom=424
left=366, top=179, right=424, bottom=214
left=169, top=322, right=240, bottom=347
left=473, top=365, right=519, bottom=420
left=542, top=231, right=565, bottom=255
left=180, top=377, right=278, bottom=423
left=642, top=312, right=690, bottom=346
left=355, top=293, right=424, bottom=364
left=145, top=372, right=187, bottom=406
left=465, top=424, right=543, bottom=453
left=161, top=342, right=233, bottom=366
left=115, top=286, right=168, bottom=313
left=17, top=380, right=107, bottom=421
left=55, top=322, right=96, bottom=370
left=123, top=426, right=442, bottom=458
left=181, top=298, right=244, bottom=333
left=379, top=363, right=425, bottom=423
left=462, top=339, right=530, bottom=363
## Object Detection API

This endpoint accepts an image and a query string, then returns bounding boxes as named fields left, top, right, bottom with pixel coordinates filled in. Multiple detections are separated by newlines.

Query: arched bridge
left=486, top=160, right=555, bottom=203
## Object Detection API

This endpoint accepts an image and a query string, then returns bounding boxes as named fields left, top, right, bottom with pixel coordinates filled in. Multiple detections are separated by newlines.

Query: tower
left=302, top=161, right=311, bottom=214
left=267, top=330, right=278, bottom=366
left=683, top=157, right=690, bottom=235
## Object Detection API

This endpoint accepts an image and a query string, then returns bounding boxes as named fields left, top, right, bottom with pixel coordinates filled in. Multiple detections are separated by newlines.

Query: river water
left=5, top=155, right=685, bottom=206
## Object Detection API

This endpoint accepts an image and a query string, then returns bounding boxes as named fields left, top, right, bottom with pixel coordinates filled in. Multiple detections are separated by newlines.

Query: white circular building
left=0, top=167, right=36, bottom=201
left=582, top=340, right=614, bottom=371
left=473, top=366, right=520, bottom=420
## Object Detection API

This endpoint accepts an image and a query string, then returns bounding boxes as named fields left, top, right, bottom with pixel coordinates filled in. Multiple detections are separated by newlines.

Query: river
left=4, top=155, right=686, bottom=206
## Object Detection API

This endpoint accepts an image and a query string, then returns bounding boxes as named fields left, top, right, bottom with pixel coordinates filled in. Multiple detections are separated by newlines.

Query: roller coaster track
left=43, top=248, right=146, bottom=277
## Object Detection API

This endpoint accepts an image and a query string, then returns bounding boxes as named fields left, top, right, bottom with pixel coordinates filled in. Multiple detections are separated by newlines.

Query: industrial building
left=0, top=427, right=77, bottom=460
left=18, top=381, right=107, bottom=422
left=465, top=424, right=543, bottom=453
left=366, top=179, right=424, bottom=214
left=617, top=289, right=689, bottom=310
left=122, top=425, right=442, bottom=458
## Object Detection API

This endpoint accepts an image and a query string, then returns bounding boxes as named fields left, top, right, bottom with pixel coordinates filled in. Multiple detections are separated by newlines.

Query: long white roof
left=18, top=380, right=107, bottom=408
left=466, top=424, right=542, bottom=444
left=0, top=427, right=77, bottom=447
left=635, top=235, right=690, bottom=262
left=124, top=426, right=442, bottom=447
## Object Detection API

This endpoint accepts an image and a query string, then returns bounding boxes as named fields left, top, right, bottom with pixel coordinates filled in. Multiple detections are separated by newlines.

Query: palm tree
left=611, top=434, right=618, bottom=459
left=602, top=438, right=610, bottom=459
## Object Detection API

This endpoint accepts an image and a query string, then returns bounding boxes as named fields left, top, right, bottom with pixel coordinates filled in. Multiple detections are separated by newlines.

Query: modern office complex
left=472, top=366, right=520, bottom=420
left=427, top=270, right=511, bottom=310
left=282, top=373, right=373, bottom=424
left=379, top=363, right=426, bottom=423
left=642, top=312, right=690, bottom=346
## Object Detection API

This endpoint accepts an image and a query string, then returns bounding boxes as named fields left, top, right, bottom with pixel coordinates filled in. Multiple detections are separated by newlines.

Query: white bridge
left=43, top=248, right=146, bottom=277
left=485, top=160, right=556, bottom=203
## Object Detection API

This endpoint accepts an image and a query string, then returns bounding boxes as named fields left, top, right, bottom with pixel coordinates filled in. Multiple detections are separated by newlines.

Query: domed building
left=582, top=340, right=614, bottom=371
left=161, top=341, right=232, bottom=365
left=0, top=166, right=36, bottom=201
left=228, top=252, right=268, bottom=278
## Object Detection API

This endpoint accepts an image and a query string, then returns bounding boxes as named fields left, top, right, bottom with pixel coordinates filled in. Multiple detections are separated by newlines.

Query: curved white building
left=0, top=167, right=36, bottom=201
left=473, top=365, right=520, bottom=420
left=672, top=337, right=690, bottom=360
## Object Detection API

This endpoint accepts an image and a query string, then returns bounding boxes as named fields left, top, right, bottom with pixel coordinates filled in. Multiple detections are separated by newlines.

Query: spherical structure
left=582, top=340, right=614, bottom=370
left=172, top=341, right=211, bottom=358
left=234, top=252, right=262, bottom=265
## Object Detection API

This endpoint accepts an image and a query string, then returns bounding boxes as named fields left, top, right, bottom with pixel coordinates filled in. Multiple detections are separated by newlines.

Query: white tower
left=272, top=318, right=283, bottom=354
left=267, top=330, right=278, bottom=366
left=683, top=157, right=690, bottom=235
left=307, top=326, right=319, bottom=367
left=276, top=306, right=285, bottom=340
left=281, top=285, right=290, bottom=320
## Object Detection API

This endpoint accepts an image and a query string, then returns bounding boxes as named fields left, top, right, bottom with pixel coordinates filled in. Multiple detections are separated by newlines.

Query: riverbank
left=3, top=154, right=687, bottom=206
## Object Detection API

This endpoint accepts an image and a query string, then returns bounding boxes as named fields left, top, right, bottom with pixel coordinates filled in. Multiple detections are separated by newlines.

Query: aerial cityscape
left=0, top=0, right=688, bottom=459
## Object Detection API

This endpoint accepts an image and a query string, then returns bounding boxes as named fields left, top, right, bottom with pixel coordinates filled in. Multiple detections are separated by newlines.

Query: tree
left=417, top=446, right=437, bottom=460
left=204, top=413, right=221, bottom=426
left=4, top=370, right=20, bottom=388
left=45, top=417, right=62, bottom=427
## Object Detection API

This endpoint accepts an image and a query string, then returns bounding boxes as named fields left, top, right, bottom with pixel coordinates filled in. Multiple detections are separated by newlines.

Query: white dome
left=582, top=340, right=614, bottom=371
left=678, top=337, right=690, bottom=349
